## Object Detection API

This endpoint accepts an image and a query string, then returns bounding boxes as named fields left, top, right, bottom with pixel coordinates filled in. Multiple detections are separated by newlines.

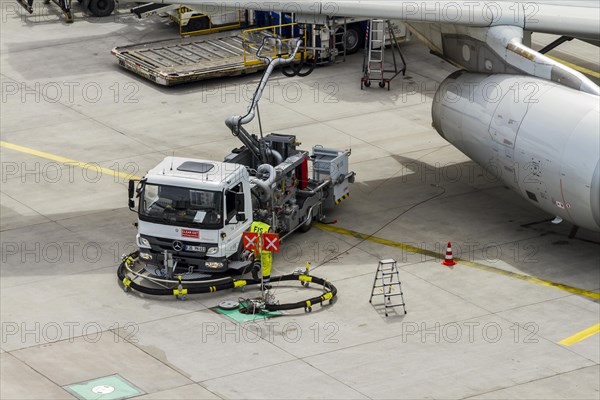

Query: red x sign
left=263, top=233, right=280, bottom=252
left=242, top=232, right=259, bottom=251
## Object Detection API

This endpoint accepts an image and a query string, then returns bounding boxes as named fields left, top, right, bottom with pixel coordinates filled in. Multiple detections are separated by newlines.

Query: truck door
left=223, top=183, right=247, bottom=256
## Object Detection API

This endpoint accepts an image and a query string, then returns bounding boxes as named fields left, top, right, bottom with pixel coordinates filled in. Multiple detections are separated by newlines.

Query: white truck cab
left=133, top=157, right=252, bottom=274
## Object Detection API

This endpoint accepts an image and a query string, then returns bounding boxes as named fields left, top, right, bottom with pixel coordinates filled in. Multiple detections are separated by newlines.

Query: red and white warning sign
left=182, top=229, right=199, bottom=239
left=242, top=232, right=259, bottom=251
left=263, top=233, right=280, bottom=253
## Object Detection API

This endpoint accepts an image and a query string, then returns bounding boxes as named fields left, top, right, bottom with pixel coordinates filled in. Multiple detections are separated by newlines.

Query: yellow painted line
left=314, top=223, right=600, bottom=300
left=4, top=140, right=598, bottom=301
left=547, top=55, right=600, bottom=79
left=0, top=141, right=141, bottom=181
left=559, top=323, right=600, bottom=346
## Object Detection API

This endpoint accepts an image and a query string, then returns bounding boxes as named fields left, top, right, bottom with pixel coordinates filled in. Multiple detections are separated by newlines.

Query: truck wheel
left=299, top=213, right=312, bottom=233
left=336, top=26, right=361, bottom=55
left=88, top=0, right=114, bottom=17
left=231, top=241, right=245, bottom=261
left=186, top=15, right=210, bottom=32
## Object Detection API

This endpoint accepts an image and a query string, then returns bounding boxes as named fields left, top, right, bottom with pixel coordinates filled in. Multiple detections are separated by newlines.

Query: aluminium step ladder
left=332, top=18, right=348, bottom=63
left=362, top=19, right=385, bottom=88
left=369, top=259, right=407, bottom=316
left=361, top=19, right=407, bottom=90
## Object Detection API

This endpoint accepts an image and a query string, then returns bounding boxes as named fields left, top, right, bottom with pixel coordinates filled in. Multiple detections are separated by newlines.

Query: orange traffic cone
left=442, top=242, right=456, bottom=267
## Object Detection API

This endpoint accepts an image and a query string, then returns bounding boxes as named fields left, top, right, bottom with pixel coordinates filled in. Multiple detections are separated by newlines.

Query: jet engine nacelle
left=432, top=71, right=600, bottom=232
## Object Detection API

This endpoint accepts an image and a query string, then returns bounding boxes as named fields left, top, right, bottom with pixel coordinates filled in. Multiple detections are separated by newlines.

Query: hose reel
left=118, top=252, right=336, bottom=313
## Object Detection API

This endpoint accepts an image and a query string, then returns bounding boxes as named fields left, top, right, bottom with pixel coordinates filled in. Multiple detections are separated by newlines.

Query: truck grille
left=142, top=235, right=212, bottom=256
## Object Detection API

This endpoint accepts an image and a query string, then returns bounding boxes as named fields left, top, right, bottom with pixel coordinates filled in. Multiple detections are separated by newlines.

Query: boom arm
left=225, top=37, right=303, bottom=165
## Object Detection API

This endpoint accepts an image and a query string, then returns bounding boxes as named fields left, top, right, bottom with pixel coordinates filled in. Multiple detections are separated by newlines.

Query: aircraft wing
left=157, top=0, right=599, bottom=94
left=158, top=1, right=600, bottom=40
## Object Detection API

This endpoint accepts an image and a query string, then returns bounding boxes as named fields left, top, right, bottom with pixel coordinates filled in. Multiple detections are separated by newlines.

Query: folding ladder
left=332, top=18, right=348, bottom=63
left=361, top=20, right=407, bottom=90
left=369, top=259, right=407, bottom=316
left=362, top=19, right=385, bottom=88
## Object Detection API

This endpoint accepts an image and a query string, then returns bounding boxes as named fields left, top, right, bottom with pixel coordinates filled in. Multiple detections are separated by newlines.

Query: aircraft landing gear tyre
left=88, top=0, right=114, bottom=17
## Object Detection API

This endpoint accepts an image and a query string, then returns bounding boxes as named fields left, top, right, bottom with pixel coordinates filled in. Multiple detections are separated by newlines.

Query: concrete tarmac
left=1, top=2, right=599, bottom=400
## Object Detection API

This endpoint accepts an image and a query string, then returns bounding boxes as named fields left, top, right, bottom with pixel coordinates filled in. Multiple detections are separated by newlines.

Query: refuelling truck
left=128, top=38, right=354, bottom=279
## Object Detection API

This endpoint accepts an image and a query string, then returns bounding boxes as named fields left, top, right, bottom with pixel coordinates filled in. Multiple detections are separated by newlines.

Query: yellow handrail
left=242, top=22, right=307, bottom=67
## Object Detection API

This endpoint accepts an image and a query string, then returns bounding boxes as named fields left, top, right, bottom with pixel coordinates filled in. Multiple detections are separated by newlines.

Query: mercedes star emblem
left=172, top=241, right=184, bottom=251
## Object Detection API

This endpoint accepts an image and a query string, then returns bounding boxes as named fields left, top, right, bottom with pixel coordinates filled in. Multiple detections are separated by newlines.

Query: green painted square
left=215, top=306, right=282, bottom=323
left=64, top=374, right=144, bottom=400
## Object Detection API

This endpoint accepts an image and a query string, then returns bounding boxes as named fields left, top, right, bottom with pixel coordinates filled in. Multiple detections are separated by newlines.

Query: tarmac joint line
left=314, top=223, right=600, bottom=301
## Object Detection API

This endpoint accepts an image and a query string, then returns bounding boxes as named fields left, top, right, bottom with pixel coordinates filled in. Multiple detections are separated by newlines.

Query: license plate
left=184, top=245, right=205, bottom=252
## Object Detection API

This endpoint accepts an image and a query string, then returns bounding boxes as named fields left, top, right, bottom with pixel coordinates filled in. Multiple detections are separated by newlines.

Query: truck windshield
left=140, top=184, right=223, bottom=229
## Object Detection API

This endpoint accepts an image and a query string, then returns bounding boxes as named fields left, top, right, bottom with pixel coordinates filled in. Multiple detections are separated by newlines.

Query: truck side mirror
left=128, top=180, right=137, bottom=211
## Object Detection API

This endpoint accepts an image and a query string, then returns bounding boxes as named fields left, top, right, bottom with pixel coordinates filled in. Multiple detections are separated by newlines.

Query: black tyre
left=88, top=0, right=114, bottom=17
left=299, top=213, right=312, bottom=233
left=230, top=240, right=244, bottom=261
left=186, top=15, right=210, bottom=32
left=336, top=26, right=362, bottom=55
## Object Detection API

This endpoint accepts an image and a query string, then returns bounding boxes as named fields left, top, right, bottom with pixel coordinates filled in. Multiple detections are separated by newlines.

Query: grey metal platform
left=112, top=30, right=270, bottom=85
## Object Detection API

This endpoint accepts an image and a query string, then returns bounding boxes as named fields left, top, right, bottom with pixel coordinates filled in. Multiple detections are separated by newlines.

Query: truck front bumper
left=139, top=249, right=229, bottom=273
left=139, top=249, right=250, bottom=275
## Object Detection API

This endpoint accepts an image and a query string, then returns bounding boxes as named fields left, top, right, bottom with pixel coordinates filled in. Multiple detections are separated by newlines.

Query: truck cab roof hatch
left=177, top=161, right=215, bottom=173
